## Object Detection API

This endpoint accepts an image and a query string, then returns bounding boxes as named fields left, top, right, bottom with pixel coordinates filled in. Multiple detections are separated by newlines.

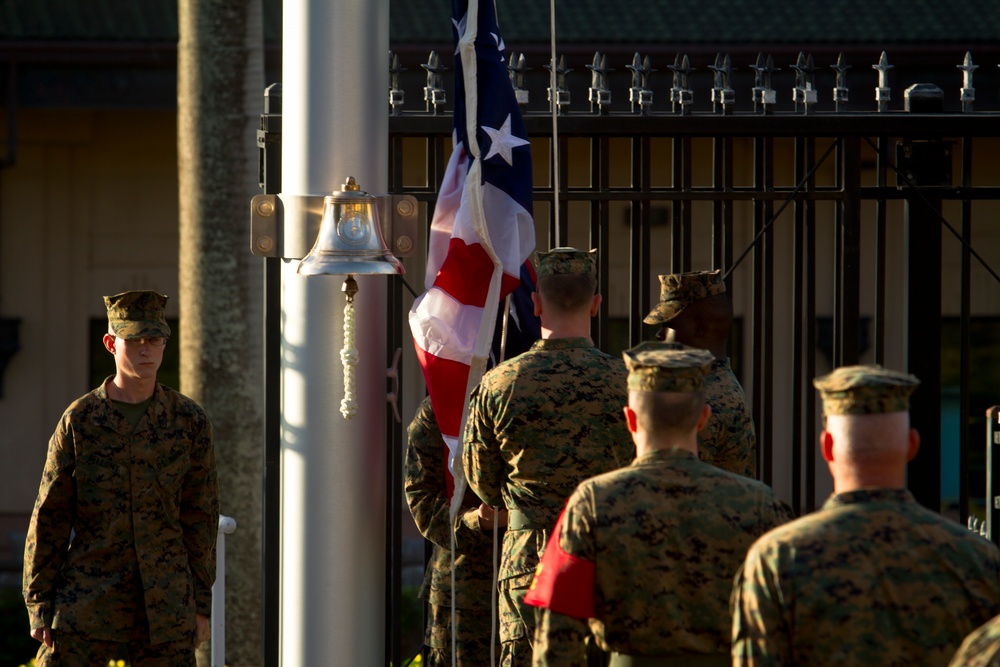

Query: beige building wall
left=0, top=110, right=178, bottom=534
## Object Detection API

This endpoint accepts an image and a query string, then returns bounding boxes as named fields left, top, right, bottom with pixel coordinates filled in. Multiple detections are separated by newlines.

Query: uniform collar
left=823, top=487, right=915, bottom=509
left=634, top=447, right=699, bottom=465
left=530, top=336, right=594, bottom=351
left=711, top=357, right=731, bottom=370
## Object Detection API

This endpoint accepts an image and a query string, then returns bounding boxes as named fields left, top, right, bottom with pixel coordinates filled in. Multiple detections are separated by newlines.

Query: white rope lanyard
left=340, top=279, right=359, bottom=419
left=490, top=295, right=511, bottom=666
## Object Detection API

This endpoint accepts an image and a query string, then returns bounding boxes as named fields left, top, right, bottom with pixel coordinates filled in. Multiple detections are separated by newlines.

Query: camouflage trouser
left=424, top=602, right=498, bottom=666
left=34, top=630, right=196, bottom=667
left=499, top=579, right=536, bottom=667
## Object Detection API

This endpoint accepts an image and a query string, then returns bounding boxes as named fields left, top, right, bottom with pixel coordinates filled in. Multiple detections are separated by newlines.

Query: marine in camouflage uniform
left=463, top=248, right=634, bottom=667
left=526, top=343, right=792, bottom=667
left=950, top=614, right=1000, bottom=667
left=23, top=291, right=219, bottom=667
left=405, top=396, right=500, bottom=666
left=732, top=365, right=1000, bottom=667
left=644, top=270, right=756, bottom=478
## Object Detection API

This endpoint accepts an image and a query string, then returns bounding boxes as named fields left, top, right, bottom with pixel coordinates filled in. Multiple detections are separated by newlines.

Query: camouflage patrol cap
left=814, top=364, right=920, bottom=415
left=534, top=247, right=597, bottom=279
left=104, top=290, right=171, bottom=339
left=623, top=341, right=715, bottom=393
left=643, top=270, right=726, bottom=325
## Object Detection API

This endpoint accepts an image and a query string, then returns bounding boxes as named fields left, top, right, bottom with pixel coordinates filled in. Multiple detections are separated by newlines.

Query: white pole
left=211, top=515, right=237, bottom=667
left=280, top=0, right=389, bottom=665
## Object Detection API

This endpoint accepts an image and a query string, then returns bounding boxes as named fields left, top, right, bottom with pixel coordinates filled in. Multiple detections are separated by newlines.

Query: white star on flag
left=452, top=14, right=468, bottom=54
left=482, top=114, right=530, bottom=165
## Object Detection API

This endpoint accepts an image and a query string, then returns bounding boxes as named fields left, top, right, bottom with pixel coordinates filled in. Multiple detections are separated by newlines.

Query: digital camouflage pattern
left=423, top=605, right=496, bottom=667
left=103, top=290, right=172, bottom=339
left=813, top=364, right=920, bottom=415
left=533, top=248, right=597, bottom=279
left=949, top=613, right=1000, bottom=667
left=623, top=342, right=714, bottom=394
left=532, top=449, right=793, bottom=666
left=699, top=359, right=756, bottom=478
left=463, top=337, right=633, bottom=665
left=642, top=270, right=725, bottom=325
left=405, top=397, right=499, bottom=665
left=733, top=488, right=1000, bottom=667
left=23, top=379, right=219, bottom=645
left=33, top=629, right=197, bottom=667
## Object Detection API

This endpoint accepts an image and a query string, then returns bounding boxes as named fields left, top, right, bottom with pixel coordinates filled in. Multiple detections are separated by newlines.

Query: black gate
left=261, top=49, right=1000, bottom=665
left=387, top=84, right=1000, bottom=519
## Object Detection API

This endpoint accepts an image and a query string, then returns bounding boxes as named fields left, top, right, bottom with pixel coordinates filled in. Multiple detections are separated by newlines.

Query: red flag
left=408, top=0, right=535, bottom=492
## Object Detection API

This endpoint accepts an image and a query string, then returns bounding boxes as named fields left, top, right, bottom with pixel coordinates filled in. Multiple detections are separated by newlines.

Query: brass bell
left=297, top=176, right=404, bottom=276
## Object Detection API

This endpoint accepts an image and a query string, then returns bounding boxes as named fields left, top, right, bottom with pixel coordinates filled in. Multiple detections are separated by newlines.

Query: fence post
left=987, top=408, right=1000, bottom=544
left=212, top=515, right=238, bottom=667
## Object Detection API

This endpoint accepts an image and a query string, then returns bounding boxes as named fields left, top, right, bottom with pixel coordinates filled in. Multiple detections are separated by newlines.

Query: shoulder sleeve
left=462, top=383, right=504, bottom=507
left=180, top=408, right=220, bottom=615
left=23, top=411, right=79, bottom=628
left=533, top=607, right=590, bottom=667
left=948, top=615, right=1000, bottom=667
left=405, top=398, right=490, bottom=551
left=731, top=538, right=789, bottom=666
left=405, top=398, right=452, bottom=548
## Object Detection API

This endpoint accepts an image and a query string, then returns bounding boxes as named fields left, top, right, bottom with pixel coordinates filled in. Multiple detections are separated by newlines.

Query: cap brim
left=111, top=321, right=171, bottom=339
left=643, top=301, right=686, bottom=325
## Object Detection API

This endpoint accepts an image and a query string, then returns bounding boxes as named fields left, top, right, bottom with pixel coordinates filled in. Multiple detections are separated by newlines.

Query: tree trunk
left=177, top=0, right=265, bottom=665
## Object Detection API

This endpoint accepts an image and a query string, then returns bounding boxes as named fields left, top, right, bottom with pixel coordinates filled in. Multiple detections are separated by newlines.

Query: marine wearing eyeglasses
left=23, top=290, right=220, bottom=667
left=118, top=337, right=168, bottom=347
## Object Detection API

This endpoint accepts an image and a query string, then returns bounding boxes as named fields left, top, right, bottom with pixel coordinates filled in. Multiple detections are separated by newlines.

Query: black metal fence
left=262, top=47, right=1000, bottom=665
left=387, top=47, right=1000, bottom=512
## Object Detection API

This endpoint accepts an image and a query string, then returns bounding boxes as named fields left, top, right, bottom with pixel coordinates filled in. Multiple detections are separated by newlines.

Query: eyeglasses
left=120, top=337, right=168, bottom=348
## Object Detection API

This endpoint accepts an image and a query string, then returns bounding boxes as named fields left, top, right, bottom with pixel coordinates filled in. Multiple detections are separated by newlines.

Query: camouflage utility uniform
left=733, top=488, right=1000, bottom=666
left=464, top=336, right=633, bottom=666
left=533, top=448, right=791, bottom=666
left=950, top=613, right=1000, bottom=667
left=405, top=396, right=499, bottom=666
left=643, top=270, right=756, bottom=478
left=23, top=380, right=219, bottom=653
left=701, top=359, right=755, bottom=477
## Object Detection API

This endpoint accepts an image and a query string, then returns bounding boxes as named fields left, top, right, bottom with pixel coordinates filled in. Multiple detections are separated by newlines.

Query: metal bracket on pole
left=377, top=194, right=419, bottom=259
left=250, top=192, right=418, bottom=260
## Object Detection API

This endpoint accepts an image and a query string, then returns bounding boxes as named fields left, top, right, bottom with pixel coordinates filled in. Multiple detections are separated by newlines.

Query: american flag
left=408, top=0, right=536, bottom=495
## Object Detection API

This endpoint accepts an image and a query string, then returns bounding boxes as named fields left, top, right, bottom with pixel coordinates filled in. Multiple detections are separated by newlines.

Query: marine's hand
left=477, top=503, right=508, bottom=530
left=195, top=614, right=211, bottom=648
left=31, top=625, right=53, bottom=648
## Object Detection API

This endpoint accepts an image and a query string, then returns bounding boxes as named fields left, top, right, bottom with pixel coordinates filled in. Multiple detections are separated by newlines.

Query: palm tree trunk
left=178, top=0, right=265, bottom=664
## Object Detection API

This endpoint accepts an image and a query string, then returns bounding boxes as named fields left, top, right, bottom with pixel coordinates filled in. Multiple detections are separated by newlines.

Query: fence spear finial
left=873, top=51, right=893, bottom=112
left=832, top=52, right=851, bottom=112
left=959, top=52, right=978, bottom=112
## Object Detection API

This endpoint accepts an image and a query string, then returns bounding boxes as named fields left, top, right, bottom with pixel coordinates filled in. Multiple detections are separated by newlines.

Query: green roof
left=390, top=0, right=1000, bottom=46
left=0, top=0, right=995, bottom=46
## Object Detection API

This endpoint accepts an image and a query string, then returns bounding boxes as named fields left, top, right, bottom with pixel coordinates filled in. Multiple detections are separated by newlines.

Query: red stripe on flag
left=414, top=346, right=470, bottom=437
left=433, top=238, right=495, bottom=307
left=499, top=270, right=521, bottom=300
